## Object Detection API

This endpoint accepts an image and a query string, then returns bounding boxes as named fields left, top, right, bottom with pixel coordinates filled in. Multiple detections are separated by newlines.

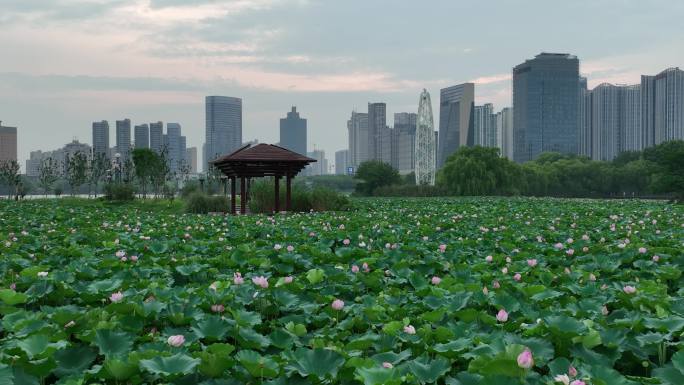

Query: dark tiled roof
left=211, top=143, right=316, bottom=163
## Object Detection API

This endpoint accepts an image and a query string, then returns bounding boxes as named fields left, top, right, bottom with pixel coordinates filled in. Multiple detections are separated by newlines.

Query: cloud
left=469, top=73, right=511, bottom=85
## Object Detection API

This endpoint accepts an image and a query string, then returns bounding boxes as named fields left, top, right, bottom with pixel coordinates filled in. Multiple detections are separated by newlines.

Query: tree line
left=353, top=140, right=684, bottom=200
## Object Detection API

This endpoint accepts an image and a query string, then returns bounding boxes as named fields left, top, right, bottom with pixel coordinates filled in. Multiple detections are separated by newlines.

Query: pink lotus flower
left=566, top=249, right=574, bottom=256
left=496, top=309, right=508, bottom=322
left=482, top=286, right=489, bottom=295
left=252, top=276, right=269, bottom=289
left=485, top=255, right=493, bottom=263
left=130, top=255, right=138, bottom=262
left=362, top=262, right=370, bottom=272
left=582, top=246, right=589, bottom=252
left=493, top=280, right=501, bottom=289
left=517, top=349, right=534, bottom=369
left=506, top=256, right=512, bottom=263
left=286, top=245, right=294, bottom=252
left=554, top=243, right=564, bottom=250
left=568, top=365, right=578, bottom=377
left=438, top=244, right=447, bottom=253
left=570, top=381, right=586, bottom=385
left=343, top=239, right=350, bottom=245
left=382, top=362, right=393, bottom=368
left=638, top=247, right=647, bottom=254
left=431, top=276, right=441, bottom=285
left=652, top=255, right=660, bottom=262
left=513, top=273, right=522, bottom=281
left=10, top=283, right=16, bottom=290
left=589, top=273, right=596, bottom=281
left=331, top=299, right=344, bottom=310
left=120, top=256, right=127, bottom=262
left=211, top=304, right=225, bottom=313
left=115, top=250, right=125, bottom=258
left=502, top=267, right=509, bottom=274
left=234, top=272, right=244, bottom=285
left=527, top=259, right=537, bottom=267
left=283, top=276, right=293, bottom=284
left=623, top=285, right=636, bottom=294
left=351, top=265, right=360, bottom=273
left=554, top=374, right=570, bottom=385
left=403, top=325, right=416, bottom=334
left=274, top=244, right=282, bottom=250
left=582, top=234, right=590, bottom=241
left=567, top=238, right=574, bottom=244
left=167, top=335, right=185, bottom=347
left=110, top=291, right=124, bottom=303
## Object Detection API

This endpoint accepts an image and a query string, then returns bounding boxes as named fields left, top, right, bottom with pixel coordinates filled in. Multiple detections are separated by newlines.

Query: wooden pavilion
left=210, top=143, right=316, bottom=215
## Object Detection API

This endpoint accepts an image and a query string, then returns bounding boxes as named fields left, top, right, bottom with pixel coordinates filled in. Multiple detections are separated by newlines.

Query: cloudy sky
left=1, top=0, right=683, bottom=171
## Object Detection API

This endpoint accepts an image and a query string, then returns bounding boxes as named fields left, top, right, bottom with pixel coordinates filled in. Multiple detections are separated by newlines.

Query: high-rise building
left=279, top=106, right=307, bottom=155
left=115, top=119, right=131, bottom=161
left=513, top=53, right=580, bottom=162
left=134, top=124, right=150, bottom=149
left=347, top=111, right=369, bottom=170
left=438, top=83, right=475, bottom=167
left=92, top=120, right=109, bottom=157
left=415, top=89, right=437, bottom=185
left=166, top=123, right=182, bottom=172
left=0, top=122, right=18, bottom=163
left=585, top=83, right=642, bottom=161
left=368, top=103, right=387, bottom=161
left=335, top=149, right=349, bottom=175
left=641, top=67, right=684, bottom=146
left=393, top=112, right=417, bottom=174
left=307, top=149, right=328, bottom=176
left=205, top=96, right=242, bottom=168
left=496, top=107, right=514, bottom=160
left=150, top=121, right=163, bottom=153
left=26, top=150, right=48, bottom=177
left=474, top=103, right=497, bottom=147
left=186, top=147, right=198, bottom=174
left=579, top=77, right=591, bottom=157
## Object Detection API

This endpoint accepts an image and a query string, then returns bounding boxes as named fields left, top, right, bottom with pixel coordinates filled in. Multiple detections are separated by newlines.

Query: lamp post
left=199, top=174, right=205, bottom=193
left=114, top=153, right=121, bottom=183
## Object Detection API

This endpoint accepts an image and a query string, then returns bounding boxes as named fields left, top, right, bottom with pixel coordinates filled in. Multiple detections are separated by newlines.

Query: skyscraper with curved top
left=438, top=83, right=474, bottom=168
left=415, top=89, right=436, bottom=185
left=205, top=96, right=242, bottom=169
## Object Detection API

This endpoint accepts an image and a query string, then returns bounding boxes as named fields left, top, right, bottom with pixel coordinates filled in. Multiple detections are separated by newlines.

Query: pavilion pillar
left=240, top=176, right=246, bottom=215
left=286, top=174, right=292, bottom=212
left=230, top=176, right=236, bottom=215
left=274, top=175, right=280, bottom=213
left=246, top=178, right=251, bottom=204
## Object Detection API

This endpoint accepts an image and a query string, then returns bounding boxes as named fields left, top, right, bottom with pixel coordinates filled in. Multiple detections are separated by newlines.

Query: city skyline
left=2, top=1, right=683, bottom=168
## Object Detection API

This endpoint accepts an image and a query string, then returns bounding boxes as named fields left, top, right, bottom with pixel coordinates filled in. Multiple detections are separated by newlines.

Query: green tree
left=65, top=152, right=88, bottom=196
left=87, top=152, right=108, bottom=197
left=38, top=157, right=60, bottom=197
left=0, top=160, right=21, bottom=199
left=437, top=146, right=520, bottom=196
left=132, top=148, right=161, bottom=198
left=643, top=140, right=684, bottom=200
left=353, top=160, right=401, bottom=196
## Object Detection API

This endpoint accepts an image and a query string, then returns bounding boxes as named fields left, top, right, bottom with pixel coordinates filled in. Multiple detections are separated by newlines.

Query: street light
left=114, top=153, right=121, bottom=183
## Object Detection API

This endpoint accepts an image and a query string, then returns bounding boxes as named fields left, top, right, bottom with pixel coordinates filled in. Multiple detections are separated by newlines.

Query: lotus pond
left=1, top=197, right=684, bottom=385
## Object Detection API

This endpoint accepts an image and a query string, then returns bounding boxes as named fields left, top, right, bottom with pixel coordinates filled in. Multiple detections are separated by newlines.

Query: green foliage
left=183, top=192, right=229, bottom=213
left=643, top=140, right=684, bottom=200
left=104, top=183, right=135, bottom=201
left=248, top=178, right=350, bottom=213
left=38, top=157, right=60, bottom=197
left=437, top=146, right=519, bottom=196
left=64, top=151, right=88, bottom=196
left=354, top=160, right=401, bottom=196
left=132, top=148, right=163, bottom=198
left=305, top=175, right=357, bottom=192
left=373, top=184, right=446, bottom=197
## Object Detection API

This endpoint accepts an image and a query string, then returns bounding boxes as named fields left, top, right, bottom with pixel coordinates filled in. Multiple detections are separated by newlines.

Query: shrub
left=104, top=183, right=135, bottom=201
left=184, top=192, right=229, bottom=214
left=249, top=179, right=350, bottom=213
left=180, top=181, right=201, bottom=199
left=373, top=184, right=447, bottom=197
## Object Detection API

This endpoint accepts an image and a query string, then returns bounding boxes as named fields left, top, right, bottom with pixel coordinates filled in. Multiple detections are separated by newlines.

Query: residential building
left=150, top=121, right=163, bottom=153
left=134, top=124, right=150, bottom=149
left=474, top=103, right=497, bottom=147
left=279, top=106, right=307, bottom=155
left=186, top=147, right=198, bottom=174
left=205, top=96, right=242, bottom=168
left=393, top=112, right=417, bottom=174
left=496, top=107, right=514, bottom=159
left=438, top=83, right=475, bottom=167
left=307, top=149, right=327, bottom=176
left=335, top=149, right=349, bottom=175
left=92, top=120, right=109, bottom=157
left=368, top=102, right=387, bottom=161
left=641, top=67, right=684, bottom=146
left=347, top=111, right=369, bottom=170
left=0, top=122, right=18, bottom=162
left=579, top=77, right=591, bottom=157
left=115, top=119, right=131, bottom=160
left=166, top=123, right=182, bottom=172
left=513, top=53, right=580, bottom=162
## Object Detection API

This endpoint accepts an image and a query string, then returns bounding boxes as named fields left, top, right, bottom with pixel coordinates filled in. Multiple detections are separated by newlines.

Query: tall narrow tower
left=415, top=89, right=436, bottom=185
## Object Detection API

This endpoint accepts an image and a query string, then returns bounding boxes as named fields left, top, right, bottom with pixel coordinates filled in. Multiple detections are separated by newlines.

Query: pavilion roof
left=210, top=143, right=316, bottom=177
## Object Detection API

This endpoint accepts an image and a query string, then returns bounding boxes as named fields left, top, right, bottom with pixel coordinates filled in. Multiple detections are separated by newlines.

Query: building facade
left=166, top=123, right=183, bottom=172
left=92, top=120, right=109, bottom=157
left=115, top=119, right=132, bottom=161
left=438, top=83, right=474, bottom=167
left=0, top=122, right=18, bottom=163
left=474, top=103, right=497, bottom=147
left=335, top=149, right=349, bottom=175
left=641, top=67, right=684, bottom=146
left=415, top=89, right=437, bottom=185
left=134, top=124, right=150, bottom=149
left=279, top=106, right=307, bottom=155
left=367, top=103, right=387, bottom=161
left=149, top=121, right=163, bottom=153
left=347, top=111, right=369, bottom=170
left=307, top=149, right=328, bottom=176
left=186, top=147, right=198, bottom=174
left=205, top=96, right=242, bottom=168
left=513, top=53, right=580, bottom=162
left=496, top=107, right=514, bottom=159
